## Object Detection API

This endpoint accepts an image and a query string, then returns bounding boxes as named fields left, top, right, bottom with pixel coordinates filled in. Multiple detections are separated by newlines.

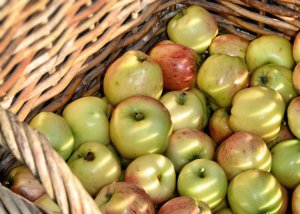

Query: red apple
left=94, top=182, right=155, bottom=214
left=292, top=184, right=300, bottom=214
left=293, top=31, right=300, bottom=63
left=293, top=62, right=300, bottom=94
left=157, top=196, right=211, bottom=214
left=208, top=108, right=234, bottom=144
left=287, top=96, right=300, bottom=139
left=149, top=40, right=198, bottom=91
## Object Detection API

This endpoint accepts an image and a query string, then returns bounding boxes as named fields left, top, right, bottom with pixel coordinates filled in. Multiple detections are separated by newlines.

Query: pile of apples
left=3, top=5, right=300, bottom=214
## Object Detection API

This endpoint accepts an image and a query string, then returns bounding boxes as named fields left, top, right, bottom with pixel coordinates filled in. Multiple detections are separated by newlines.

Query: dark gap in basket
left=48, top=4, right=63, bottom=21
left=75, top=4, right=88, bottom=16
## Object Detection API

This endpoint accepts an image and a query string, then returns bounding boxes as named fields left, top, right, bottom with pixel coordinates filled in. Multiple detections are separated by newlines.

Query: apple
left=67, top=142, right=121, bottom=196
left=227, top=169, right=283, bottom=214
left=3, top=165, right=45, bottom=202
left=246, top=35, right=295, bottom=73
left=229, top=86, right=286, bottom=142
left=208, top=108, right=234, bottom=144
left=62, top=96, right=110, bottom=150
left=270, top=139, right=300, bottom=189
left=165, top=128, right=216, bottom=173
left=209, top=34, right=249, bottom=60
left=287, top=96, right=300, bottom=139
left=94, top=181, right=155, bottom=214
left=149, top=40, right=198, bottom=91
left=103, top=50, right=163, bottom=106
left=157, top=196, right=211, bottom=214
left=167, top=5, right=218, bottom=54
left=214, top=208, right=233, bottom=214
left=292, top=184, right=300, bottom=214
left=279, top=184, right=288, bottom=214
left=177, top=159, right=228, bottom=209
left=293, top=62, right=300, bottom=94
left=34, top=193, right=61, bottom=214
left=250, top=64, right=297, bottom=103
left=29, top=112, right=74, bottom=160
left=125, top=154, right=176, bottom=205
left=266, top=120, right=294, bottom=149
left=211, top=198, right=229, bottom=213
left=160, top=91, right=205, bottom=131
left=197, top=54, right=249, bottom=108
left=293, top=31, right=300, bottom=63
left=188, top=87, right=210, bottom=128
left=216, top=132, right=272, bottom=180
left=110, top=95, right=172, bottom=159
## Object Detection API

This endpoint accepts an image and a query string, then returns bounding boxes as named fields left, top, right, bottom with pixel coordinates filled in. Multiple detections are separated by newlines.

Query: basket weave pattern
left=0, top=0, right=299, bottom=213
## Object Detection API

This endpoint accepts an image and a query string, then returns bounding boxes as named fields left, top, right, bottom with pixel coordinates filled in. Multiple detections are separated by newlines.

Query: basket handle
left=0, top=106, right=100, bottom=214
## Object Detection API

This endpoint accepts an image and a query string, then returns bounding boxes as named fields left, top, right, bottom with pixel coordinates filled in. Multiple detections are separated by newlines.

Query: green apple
left=197, top=54, right=249, bottom=108
left=177, top=159, right=228, bottom=209
left=94, top=181, right=155, bottom=214
left=29, top=112, right=74, bottom=160
left=250, top=64, right=297, bottom=103
left=167, top=5, right=218, bottom=54
left=165, top=128, right=216, bottom=173
left=110, top=95, right=172, bottom=159
left=62, top=96, right=110, bottom=150
left=160, top=91, right=205, bottom=131
left=125, top=154, right=176, bottom=205
left=287, top=96, right=300, bottom=139
left=216, top=132, right=272, bottom=180
left=214, top=208, right=233, bottom=214
left=293, top=62, right=300, bottom=94
left=246, top=35, right=295, bottom=73
left=157, top=196, right=211, bottom=214
left=103, top=50, right=163, bottom=106
left=293, top=31, right=300, bottom=63
left=3, top=165, right=45, bottom=202
left=209, top=34, right=249, bottom=60
left=208, top=108, right=233, bottom=144
left=292, top=184, right=300, bottom=214
left=271, top=139, right=300, bottom=189
left=229, top=86, right=286, bottom=142
left=228, top=169, right=283, bottom=214
left=188, top=87, right=210, bottom=128
left=34, top=194, right=61, bottom=214
left=67, top=142, right=121, bottom=196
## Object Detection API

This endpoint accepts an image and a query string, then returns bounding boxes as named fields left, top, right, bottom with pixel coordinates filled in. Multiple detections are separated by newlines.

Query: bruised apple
left=149, top=40, right=198, bottom=91
left=167, top=5, right=218, bottom=54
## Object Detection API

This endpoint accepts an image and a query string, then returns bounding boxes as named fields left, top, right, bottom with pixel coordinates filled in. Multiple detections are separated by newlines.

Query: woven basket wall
left=0, top=0, right=299, bottom=213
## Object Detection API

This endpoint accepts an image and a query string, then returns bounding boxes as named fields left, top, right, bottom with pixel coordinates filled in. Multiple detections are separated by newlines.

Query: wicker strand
left=0, top=107, right=100, bottom=214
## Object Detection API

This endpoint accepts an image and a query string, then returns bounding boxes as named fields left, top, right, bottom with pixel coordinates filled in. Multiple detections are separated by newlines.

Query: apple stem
left=134, top=112, right=144, bottom=121
left=84, top=152, right=95, bottom=161
left=178, top=92, right=187, bottom=105
left=137, top=56, right=147, bottom=63
left=105, top=192, right=113, bottom=202
left=198, top=168, right=205, bottom=178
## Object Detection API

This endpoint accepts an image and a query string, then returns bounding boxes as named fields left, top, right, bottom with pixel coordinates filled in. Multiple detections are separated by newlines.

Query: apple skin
left=214, top=208, right=233, bottom=214
left=271, top=139, right=300, bottom=189
left=165, top=128, right=216, bottom=173
left=246, top=35, right=295, bottom=73
left=287, top=96, right=300, bottom=139
left=250, top=64, right=297, bottom=103
left=157, top=196, right=211, bottom=214
left=34, top=194, right=61, bottom=214
left=293, top=63, right=300, bottom=94
left=292, top=184, right=300, bottom=214
left=67, top=142, right=121, bottom=196
left=216, top=132, right=272, bottom=180
left=293, top=31, right=300, bottom=63
left=160, top=91, right=205, bottom=131
left=62, top=96, right=110, bottom=150
left=208, top=108, right=234, bottom=144
left=266, top=120, right=294, bottom=149
left=278, top=184, right=288, bottom=214
left=227, top=169, right=283, bottom=214
left=167, top=5, right=218, bottom=54
left=209, top=34, right=249, bottom=60
left=103, top=50, right=163, bottom=106
left=94, top=182, right=155, bottom=214
left=29, top=112, right=74, bottom=160
left=125, top=154, right=176, bottom=205
left=3, top=165, right=45, bottom=202
left=110, top=95, right=172, bottom=159
left=149, top=40, right=198, bottom=91
left=229, top=86, right=286, bottom=142
left=177, top=159, right=228, bottom=209
left=197, top=54, right=249, bottom=108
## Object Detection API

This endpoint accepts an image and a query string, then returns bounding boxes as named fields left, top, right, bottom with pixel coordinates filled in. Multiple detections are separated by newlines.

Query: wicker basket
left=0, top=0, right=299, bottom=213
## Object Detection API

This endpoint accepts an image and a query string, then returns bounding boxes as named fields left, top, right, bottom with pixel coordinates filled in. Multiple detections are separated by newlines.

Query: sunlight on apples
left=259, top=188, right=282, bottom=211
